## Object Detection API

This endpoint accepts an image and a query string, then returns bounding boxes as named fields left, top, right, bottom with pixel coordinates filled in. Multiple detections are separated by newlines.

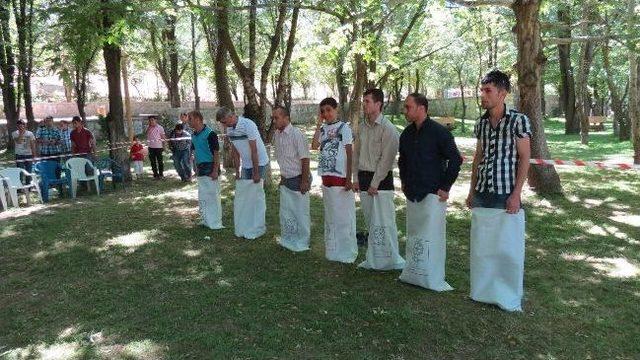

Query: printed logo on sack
left=283, top=217, right=298, bottom=235
left=408, top=237, right=430, bottom=276
left=371, top=226, right=391, bottom=258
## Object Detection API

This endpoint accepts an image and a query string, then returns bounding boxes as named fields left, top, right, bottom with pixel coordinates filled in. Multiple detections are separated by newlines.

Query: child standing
left=130, top=135, right=145, bottom=179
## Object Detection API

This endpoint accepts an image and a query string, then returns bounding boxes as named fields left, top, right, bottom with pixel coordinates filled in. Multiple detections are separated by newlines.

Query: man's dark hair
left=408, top=92, right=429, bottom=112
left=175, top=123, right=184, bottom=131
left=72, top=116, right=82, bottom=123
left=189, top=110, right=204, bottom=122
left=481, top=70, right=511, bottom=92
left=272, top=105, right=290, bottom=117
left=363, top=88, right=384, bottom=111
left=16, top=120, right=25, bottom=126
left=319, top=97, right=338, bottom=109
left=148, top=115, right=158, bottom=121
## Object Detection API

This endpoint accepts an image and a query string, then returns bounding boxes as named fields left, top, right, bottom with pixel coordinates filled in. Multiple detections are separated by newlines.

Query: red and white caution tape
left=528, top=158, right=639, bottom=171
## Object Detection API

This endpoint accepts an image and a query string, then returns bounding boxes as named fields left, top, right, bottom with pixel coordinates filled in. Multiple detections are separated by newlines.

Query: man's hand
left=300, top=177, right=310, bottom=194
left=437, top=189, right=449, bottom=202
left=209, top=168, right=219, bottom=181
left=352, top=182, right=360, bottom=192
left=343, top=178, right=352, bottom=191
left=367, top=186, right=378, bottom=196
left=465, top=192, right=474, bottom=209
left=252, top=169, right=260, bottom=183
left=505, top=192, right=521, bottom=214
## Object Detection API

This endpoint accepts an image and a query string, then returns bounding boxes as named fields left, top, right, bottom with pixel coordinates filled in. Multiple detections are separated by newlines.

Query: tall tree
left=0, top=0, right=19, bottom=148
left=101, top=0, right=132, bottom=181
left=12, top=0, right=37, bottom=130
left=556, top=4, right=579, bottom=134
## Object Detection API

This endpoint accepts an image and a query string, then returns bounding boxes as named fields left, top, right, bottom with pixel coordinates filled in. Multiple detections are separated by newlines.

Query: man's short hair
left=408, top=92, right=429, bottom=112
left=188, top=110, right=204, bottom=122
left=216, top=107, right=235, bottom=122
left=319, top=97, right=338, bottom=109
left=272, top=105, right=290, bottom=117
left=16, top=120, right=25, bottom=126
left=148, top=115, right=158, bottom=121
left=175, top=123, right=184, bottom=131
left=72, top=116, right=82, bottom=123
left=180, top=112, right=188, bottom=117
left=44, top=115, right=53, bottom=121
left=481, top=70, right=511, bottom=92
left=364, top=88, right=384, bottom=111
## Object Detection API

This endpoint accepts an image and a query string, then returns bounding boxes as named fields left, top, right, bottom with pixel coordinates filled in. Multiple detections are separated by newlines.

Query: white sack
left=399, top=194, right=453, bottom=291
left=358, top=191, right=405, bottom=270
left=470, top=207, right=525, bottom=312
left=322, top=185, right=358, bottom=263
left=234, top=180, right=266, bottom=239
left=278, top=185, right=311, bottom=252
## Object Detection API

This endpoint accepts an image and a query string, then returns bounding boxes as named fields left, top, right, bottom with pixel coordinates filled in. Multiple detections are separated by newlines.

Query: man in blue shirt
left=188, top=110, right=223, bottom=230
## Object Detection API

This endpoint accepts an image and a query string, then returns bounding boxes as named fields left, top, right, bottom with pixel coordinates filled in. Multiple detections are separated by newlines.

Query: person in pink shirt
left=146, top=115, right=166, bottom=179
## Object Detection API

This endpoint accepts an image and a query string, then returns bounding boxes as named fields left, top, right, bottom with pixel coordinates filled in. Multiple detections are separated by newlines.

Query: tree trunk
left=513, top=0, right=562, bottom=194
left=575, top=4, right=596, bottom=144
left=122, top=53, right=133, bottom=141
left=456, top=66, right=467, bottom=131
left=557, top=7, right=579, bottom=134
left=603, top=38, right=630, bottom=141
left=13, top=0, right=36, bottom=130
left=0, top=1, right=19, bottom=149
left=336, top=47, right=349, bottom=113
left=102, top=0, right=131, bottom=181
left=274, top=5, right=299, bottom=107
left=165, top=13, right=181, bottom=108
left=191, top=13, right=200, bottom=111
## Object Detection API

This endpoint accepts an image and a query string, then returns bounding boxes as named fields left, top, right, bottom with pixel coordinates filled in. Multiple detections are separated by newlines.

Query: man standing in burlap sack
left=466, top=70, right=531, bottom=312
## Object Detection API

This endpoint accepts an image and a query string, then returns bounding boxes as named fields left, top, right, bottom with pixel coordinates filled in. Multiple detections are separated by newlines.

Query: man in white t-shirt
left=12, top=120, right=37, bottom=173
left=216, top=107, right=269, bottom=183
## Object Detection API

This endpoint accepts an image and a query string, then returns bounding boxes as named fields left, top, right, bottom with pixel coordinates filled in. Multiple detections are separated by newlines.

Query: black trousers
left=358, top=170, right=394, bottom=191
left=149, top=148, right=164, bottom=177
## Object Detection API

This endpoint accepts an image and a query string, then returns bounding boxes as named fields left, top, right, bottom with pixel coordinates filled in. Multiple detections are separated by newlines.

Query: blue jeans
left=172, top=149, right=192, bottom=180
left=471, top=191, right=518, bottom=209
left=241, top=165, right=267, bottom=180
left=15, top=154, right=34, bottom=173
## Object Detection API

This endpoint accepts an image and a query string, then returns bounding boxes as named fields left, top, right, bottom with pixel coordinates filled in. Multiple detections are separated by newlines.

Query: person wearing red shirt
left=130, top=135, right=145, bottom=179
left=70, top=116, right=96, bottom=160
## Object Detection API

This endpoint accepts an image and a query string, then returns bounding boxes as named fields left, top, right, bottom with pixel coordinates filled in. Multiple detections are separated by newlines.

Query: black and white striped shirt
left=474, top=107, right=532, bottom=194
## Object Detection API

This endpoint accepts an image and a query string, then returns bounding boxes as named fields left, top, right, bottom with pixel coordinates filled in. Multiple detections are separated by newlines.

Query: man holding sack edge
left=353, top=88, right=405, bottom=271
left=272, top=106, right=312, bottom=252
left=466, top=70, right=531, bottom=312
left=398, top=93, right=462, bottom=291
left=189, top=110, right=224, bottom=230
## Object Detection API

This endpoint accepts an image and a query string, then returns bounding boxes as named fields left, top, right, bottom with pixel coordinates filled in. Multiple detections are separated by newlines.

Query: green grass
left=1, top=122, right=639, bottom=358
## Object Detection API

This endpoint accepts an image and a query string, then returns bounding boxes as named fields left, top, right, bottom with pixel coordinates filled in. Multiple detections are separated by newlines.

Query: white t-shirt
left=12, top=130, right=35, bottom=156
left=318, top=121, right=353, bottom=178
left=226, top=116, right=269, bottom=169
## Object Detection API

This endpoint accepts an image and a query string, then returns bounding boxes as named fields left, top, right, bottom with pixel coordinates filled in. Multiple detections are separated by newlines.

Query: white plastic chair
left=65, top=157, right=100, bottom=198
left=0, top=167, right=43, bottom=207
left=0, top=175, right=9, bottom=210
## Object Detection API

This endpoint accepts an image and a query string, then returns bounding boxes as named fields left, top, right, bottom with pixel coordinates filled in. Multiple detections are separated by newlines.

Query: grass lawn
left=0, top=120, right=639, bottom=359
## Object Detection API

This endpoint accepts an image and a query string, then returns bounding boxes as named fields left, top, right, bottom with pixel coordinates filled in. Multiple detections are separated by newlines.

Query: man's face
left=362, top=94, right=381, bottom=118
left=60, top=122, right=68, bottom=130
left=73, top=120, right=82, bottom=129
left=149, top=118, right=157, bottom=126
left=272, top=109, right=289, bottom=130
left=189, top=115, right=202, bottom=129
left=17, top=122, right=26, bottom=132
left=44, top=118, right=54, bottom=128
left=403, top=96, right=422, bottom=123
left=480, top=83, right=506, bottom=110
left=320, top=105, right=338, bottom=122
left=180, top=114, right=188, bottom=123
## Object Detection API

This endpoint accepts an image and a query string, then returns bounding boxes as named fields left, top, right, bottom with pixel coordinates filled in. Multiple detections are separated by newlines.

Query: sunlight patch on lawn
left=562, top=253, right=640, bottom=278
left=183, top=249, right=202, bottom=257
left=609, top=212, right=640, bottom=228
left=98, top=230, right=159, bottom=253
left=2, top=341, right=81, bottom=360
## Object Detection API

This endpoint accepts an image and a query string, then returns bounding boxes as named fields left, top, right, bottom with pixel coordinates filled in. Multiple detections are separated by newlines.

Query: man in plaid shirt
left=35, top=116, right=63, bottom=158
left=466, top=70, right=531, bottom=213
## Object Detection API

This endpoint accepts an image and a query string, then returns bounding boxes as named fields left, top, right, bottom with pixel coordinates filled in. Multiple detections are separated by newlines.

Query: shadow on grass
left=0, top=168, right=638, bottom=358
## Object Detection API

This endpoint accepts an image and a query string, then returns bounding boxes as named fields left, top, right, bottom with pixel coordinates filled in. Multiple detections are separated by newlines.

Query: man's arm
left=300, top=158, right=311, bottom=194
left=370, top=125, right=399, bottom=194
left=466, top=140, right=483, bottom=208
left=231, top=143, right=240, bottom=178
left=351, top=130, right=360, bottom=189
left=29, top=135, right=37, bottom=156
left=436, top=131, right=463, bottom=202
left=249, top=139, right=260, bottom=183
left=344, top=144, right=353, bottom=191
left=506, top=137, right=530, bottom=214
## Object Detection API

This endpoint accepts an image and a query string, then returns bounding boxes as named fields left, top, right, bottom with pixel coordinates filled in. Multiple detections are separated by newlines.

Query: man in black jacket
left=398, top=93, right=463, bottom=203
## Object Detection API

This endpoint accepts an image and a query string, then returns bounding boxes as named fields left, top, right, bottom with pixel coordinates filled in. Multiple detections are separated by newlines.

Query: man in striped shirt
left=466, top=70, right=531, bottom=213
